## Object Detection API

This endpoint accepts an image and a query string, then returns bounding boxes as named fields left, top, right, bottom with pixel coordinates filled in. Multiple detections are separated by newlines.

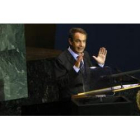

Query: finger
left=77, top=53, right=84, bottom=61
left=80, top=53, right=84, bottom=58
left=98, top=48, right=102, bottom=55
left=102, top=47, right=107, bottom=55
left=105, top=49, right=107, bottom=56
left=77, top=56, right=82, bottom=62
left=99, top=47, right=106, bottom=55
left=81, top=53, right=84, bottom=57
left=92, top=56, right=97, bottom=61
left=102, top=47, right=106, bottom=54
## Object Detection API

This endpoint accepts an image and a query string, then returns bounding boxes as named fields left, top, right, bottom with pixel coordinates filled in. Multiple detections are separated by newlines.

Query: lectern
left=71, top=68, right=140, bottom=116
left=71, top=95, right=131, bottom=115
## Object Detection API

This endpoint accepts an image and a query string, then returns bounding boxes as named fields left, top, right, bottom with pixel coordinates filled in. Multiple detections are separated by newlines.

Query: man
left=54, top=28, right=107, bottom=100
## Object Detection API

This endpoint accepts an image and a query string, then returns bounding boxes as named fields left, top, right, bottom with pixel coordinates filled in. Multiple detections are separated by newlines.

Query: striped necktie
left=76, top=56, right=85, bottom=73
left=80, top=61, right=85, bottom=73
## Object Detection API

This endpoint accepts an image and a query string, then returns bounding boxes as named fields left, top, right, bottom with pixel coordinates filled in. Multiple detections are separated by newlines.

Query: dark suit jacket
left=54, top=50, right=93, bottom=100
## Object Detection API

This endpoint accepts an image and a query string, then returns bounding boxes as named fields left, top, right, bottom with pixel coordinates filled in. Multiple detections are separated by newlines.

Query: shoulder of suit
left=57, top=50, right=69, bottom=59
left=55, top=50, right=71, bottom=65
left=57, top=50, right=90, bottom=60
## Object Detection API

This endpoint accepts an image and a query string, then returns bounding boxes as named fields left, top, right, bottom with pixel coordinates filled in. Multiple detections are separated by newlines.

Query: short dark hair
left=68, top=27, right=87, bottom=41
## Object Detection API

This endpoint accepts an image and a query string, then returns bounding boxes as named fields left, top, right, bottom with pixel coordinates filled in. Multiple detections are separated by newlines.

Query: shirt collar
left=68, top=46, right=79, bottom=60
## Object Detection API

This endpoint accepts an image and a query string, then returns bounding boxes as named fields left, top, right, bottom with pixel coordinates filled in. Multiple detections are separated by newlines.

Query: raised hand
left=92, top=47, right=107, bottom=64
left=74, top=53, right=84, bottom=68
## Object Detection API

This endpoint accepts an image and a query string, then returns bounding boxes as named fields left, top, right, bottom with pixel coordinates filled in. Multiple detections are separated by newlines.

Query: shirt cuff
left=98, top=63, right=104, bottom=67
left=73, top=65, right=80, bottom=73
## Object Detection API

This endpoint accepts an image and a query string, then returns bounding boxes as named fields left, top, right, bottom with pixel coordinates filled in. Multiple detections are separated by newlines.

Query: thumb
left=92, top=56, right=97, bottom=61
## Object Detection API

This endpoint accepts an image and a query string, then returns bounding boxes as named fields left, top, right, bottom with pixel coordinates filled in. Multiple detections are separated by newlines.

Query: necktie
left=76, top=56, right=85, bottom=73
left=80, top=61, right=85, bottom=74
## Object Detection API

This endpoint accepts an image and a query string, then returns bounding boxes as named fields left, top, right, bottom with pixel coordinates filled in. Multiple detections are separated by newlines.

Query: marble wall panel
left=0, top=24, right=28, bottom=101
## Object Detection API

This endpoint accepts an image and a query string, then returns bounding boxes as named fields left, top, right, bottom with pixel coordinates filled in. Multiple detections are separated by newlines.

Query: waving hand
left=92, top=47, right=107, bottom=64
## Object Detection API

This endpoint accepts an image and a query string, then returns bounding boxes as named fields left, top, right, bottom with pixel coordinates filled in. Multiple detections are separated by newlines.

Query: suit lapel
left=65, top=50, right=76, bottom=66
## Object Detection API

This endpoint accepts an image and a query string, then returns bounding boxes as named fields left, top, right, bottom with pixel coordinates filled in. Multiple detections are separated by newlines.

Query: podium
left=71, top=68, right=140, bottom=116
left=71, top=96, right=131, bottom=115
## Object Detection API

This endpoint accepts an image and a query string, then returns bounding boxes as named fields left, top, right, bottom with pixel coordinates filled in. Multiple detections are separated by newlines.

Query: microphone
left=114, top=67, right=140, bottom=82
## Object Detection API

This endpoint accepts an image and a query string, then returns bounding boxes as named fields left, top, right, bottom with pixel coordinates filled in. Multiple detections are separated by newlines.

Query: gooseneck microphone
left=114, top=67, right=140, bottom=82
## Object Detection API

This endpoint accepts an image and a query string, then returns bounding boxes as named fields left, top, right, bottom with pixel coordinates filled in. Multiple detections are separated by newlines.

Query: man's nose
left=80, top=42, right=84, bottom=47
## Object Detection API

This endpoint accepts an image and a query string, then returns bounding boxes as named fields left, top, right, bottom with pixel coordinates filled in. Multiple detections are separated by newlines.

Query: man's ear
left=68, top=38, right=73, bottom=46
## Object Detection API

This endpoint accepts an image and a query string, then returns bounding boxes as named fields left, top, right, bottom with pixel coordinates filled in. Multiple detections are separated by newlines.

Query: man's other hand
left=92, top=47, right=107, bottom=64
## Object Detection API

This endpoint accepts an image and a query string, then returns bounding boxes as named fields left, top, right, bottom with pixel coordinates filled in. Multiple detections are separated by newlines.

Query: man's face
left=69, top=32, right=87, bottom=54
